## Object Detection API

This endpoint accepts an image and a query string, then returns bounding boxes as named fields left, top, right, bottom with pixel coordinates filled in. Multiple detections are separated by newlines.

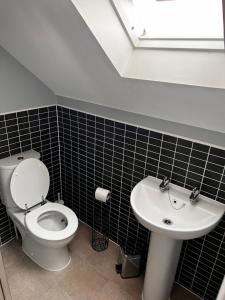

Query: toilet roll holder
left=92, top=187, right=111, bottom=252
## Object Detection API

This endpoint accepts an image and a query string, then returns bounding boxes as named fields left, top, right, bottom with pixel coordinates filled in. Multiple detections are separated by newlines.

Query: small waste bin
left=115, top=246, right=141, bottom=279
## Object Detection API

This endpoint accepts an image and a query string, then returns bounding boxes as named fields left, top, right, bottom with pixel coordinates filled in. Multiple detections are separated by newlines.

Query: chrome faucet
left=189, top=187, right=200, bottom=204
left=159, top=176, right=170, bottom=192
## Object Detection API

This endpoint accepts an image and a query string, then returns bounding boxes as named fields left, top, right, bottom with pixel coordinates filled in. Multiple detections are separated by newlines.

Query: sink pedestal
left=143, top=232, right=183, bottom=300
left=131, top=177, right=225, bottom=300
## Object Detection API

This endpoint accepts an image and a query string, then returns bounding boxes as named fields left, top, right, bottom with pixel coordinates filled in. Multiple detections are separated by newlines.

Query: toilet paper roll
left=95, top=187, right=111, bottom=203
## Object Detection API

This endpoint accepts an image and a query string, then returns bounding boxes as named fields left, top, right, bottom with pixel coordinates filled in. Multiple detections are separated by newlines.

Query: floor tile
left=95, top=281, right=137, bottom=300
left=1, top=223, right=200, bottom=300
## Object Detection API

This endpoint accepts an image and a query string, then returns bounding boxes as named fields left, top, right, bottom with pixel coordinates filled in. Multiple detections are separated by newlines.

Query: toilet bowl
left=0, top=150, right=78, bottom=271
left=25, top=202, right=77, bottom=247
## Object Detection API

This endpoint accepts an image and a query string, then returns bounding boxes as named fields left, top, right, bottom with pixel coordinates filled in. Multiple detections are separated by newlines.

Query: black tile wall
left=0, top=106, right=61, bottom=245
left=0, top=104, right=224, bottom=299
left=58, top=106, right=225, bottom=300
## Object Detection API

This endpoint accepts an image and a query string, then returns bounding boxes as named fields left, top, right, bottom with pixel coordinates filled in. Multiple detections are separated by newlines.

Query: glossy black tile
left=58, top=105, right=225, bottom=300
left=0, top=106, right=60, bottom=245
left=1, top=105, right=225, bottom=300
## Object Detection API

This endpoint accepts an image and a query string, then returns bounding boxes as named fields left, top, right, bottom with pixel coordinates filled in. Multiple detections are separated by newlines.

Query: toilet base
left=23, top=235, right=71, bottom=271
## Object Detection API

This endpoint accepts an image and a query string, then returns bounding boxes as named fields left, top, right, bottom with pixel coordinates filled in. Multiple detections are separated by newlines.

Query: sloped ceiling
left=0, top=0, right=225, bottom=133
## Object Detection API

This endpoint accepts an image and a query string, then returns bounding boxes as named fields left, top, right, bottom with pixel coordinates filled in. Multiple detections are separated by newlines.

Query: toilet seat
left=25, top=202, right=78, bottom=241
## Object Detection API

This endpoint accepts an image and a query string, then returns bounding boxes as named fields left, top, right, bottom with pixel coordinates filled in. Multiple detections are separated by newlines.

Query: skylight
left=134, top=0, right=224, bottom=39
left=111, top=0, right=225, bottom=50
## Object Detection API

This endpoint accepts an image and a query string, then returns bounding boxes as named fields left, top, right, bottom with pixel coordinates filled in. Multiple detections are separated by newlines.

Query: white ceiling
left=0, top=0, right=225, bottom=133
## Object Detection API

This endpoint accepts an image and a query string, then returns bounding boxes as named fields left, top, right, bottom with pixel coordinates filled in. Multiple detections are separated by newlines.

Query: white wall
left=71, top=0, right=133, bottom=73
left=124, top=48, right=225, bottom=89
left=0, top=46, right=55, bottom=114
left=0, top=0, right=225, bottom=133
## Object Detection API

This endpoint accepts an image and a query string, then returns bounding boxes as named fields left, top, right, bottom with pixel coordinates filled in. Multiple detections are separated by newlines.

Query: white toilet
left=0, top=150, right=78, bottom=271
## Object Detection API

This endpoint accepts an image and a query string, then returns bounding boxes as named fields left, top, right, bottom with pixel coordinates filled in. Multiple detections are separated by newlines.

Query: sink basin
left=130, top=176, right=225, bottom=300
left=131, top=176, right=224, bottom=240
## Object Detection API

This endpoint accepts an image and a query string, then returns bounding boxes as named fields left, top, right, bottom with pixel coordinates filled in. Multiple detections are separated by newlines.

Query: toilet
left=0, top=150, right=78, bottom=271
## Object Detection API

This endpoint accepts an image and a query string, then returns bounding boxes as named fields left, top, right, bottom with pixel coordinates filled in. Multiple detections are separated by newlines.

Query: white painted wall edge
left=70, top=0, right=133, bottom=74
left=57, top=95, right=225, bottom=150
left=0, top=46, right=56, bottom=114
left=0, top=104, right=56, bottom=116
left=124, top=49, right=225, bottom=89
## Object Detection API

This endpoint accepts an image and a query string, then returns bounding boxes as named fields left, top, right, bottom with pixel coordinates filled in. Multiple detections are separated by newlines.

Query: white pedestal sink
left=130, top=176, right=225, bottom=300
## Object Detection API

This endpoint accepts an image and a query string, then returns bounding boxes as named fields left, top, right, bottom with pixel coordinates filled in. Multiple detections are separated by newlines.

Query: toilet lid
left=10, top=158, right=50, bottom=210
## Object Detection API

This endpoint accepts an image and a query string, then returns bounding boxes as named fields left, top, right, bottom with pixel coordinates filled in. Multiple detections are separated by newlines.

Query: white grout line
left=57, top=120, right=225, bottom=166
left=199, top=147, right=211, bottom=191
left=203, top=230, right=225, bottom=298
left=176, top=283, right=203, bottom=299
left=58, top=104, right=225, bottom=151
left=64, top=149, right=225, bottom=196
left=0, top=237, right=15, bottom=248
left=215, top=167, right=225, bottom=201
left=115, top=124, right=126, bottom=243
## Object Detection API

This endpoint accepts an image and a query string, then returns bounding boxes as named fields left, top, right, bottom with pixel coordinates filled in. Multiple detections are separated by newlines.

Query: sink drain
left=17, top=156, right=24, bottom=160
left=163, top=218, right=173, bottom=225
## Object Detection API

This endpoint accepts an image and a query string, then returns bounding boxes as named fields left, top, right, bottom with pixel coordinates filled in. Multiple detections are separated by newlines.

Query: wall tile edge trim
left=0, top=104, right=57, bottom=116
left=56, top=97, right=225, bottom=151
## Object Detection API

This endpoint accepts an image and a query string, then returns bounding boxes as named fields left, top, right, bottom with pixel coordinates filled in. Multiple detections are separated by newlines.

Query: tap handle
left=159, top=176, right=170, bottom=188
left=190, top=187, right=200, bottom=199
left=163, top=176, right=170, bottom=184
left=193, top=187, right=200, bottom=194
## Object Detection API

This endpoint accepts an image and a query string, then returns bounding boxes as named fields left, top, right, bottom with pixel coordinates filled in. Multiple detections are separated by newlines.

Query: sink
left=130, top=176, right=225, bottom=300
left=131, top=176, right=224, bottom=240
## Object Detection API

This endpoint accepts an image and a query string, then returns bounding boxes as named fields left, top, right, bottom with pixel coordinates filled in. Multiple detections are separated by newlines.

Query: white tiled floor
left=1, top=223, right=199, bottom=300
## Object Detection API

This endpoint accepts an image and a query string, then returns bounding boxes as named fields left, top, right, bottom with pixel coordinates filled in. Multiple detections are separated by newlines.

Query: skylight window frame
left=110, top=0, right=225, bottom=51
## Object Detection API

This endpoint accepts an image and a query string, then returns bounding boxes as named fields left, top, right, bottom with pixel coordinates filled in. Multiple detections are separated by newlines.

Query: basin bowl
left=131, top=176, right=224, bottom=240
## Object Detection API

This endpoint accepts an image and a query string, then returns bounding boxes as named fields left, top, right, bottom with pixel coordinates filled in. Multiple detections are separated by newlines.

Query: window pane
left=133, top=0, right=224, bottom=39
